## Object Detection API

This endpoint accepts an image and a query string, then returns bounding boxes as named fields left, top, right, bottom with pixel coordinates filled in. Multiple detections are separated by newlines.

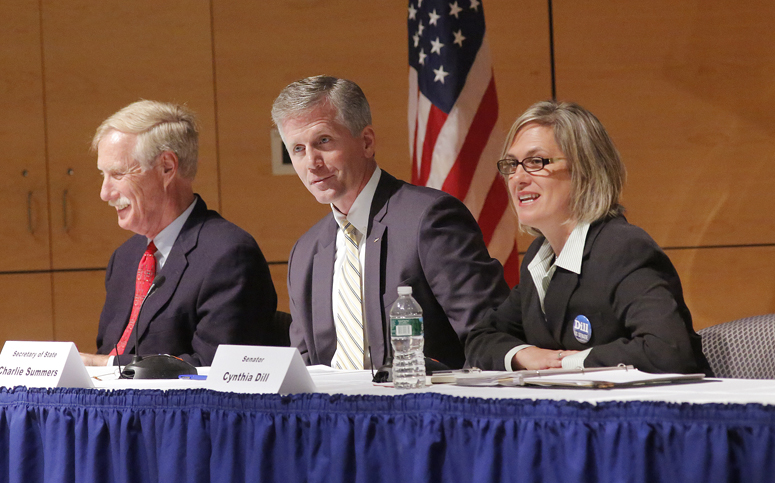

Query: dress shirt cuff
left=107, top=355, right=116, bottom=367
left=505, top=344, right=535, bottom=371
left=561, top=348, right=592, bottom=370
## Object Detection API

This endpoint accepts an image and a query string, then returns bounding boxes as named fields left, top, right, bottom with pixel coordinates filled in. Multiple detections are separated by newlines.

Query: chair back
left=272, top=310, right=292, bottom=347
left=698, top=314, right=775, bottom=378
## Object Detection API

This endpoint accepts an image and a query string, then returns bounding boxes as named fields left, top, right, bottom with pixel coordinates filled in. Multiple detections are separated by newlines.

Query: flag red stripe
left=441, top=77, right=499, bottom=200
left=411, top=115, right=421, bottom=184
left=477, top=177, right=509, bottom=245
left=416, top=105, right=448, bottom=187
left=407, top=2, right=518, bottom=284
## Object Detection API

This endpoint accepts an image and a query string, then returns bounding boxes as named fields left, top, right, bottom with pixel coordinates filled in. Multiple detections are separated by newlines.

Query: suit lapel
left=521, top=239, right=561, bottom=348
left=364, top=220, right=386, bottom=366
left=363, top=172, right=401, bottom=366
left=543, top=269, right=578, bottom=341
left=127, top=198, right=205, bottom=354
left=311, top=218, right=337, bottom=364
left=542, top=219, right=607, bottom=343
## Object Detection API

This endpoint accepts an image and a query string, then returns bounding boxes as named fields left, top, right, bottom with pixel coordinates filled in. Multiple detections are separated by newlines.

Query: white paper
left=526, top=369, right=705, bottom=387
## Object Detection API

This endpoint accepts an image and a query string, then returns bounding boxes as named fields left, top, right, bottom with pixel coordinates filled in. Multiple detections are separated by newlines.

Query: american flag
left=407, top=0, right=519, bottom=286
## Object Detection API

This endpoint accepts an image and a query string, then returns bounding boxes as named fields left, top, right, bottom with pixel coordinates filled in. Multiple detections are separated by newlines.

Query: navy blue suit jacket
left=288, top=171, right=510, bottom=369
left=96, top=196, right=277, bottom=366
left=465, top=215, right=711, bottom=375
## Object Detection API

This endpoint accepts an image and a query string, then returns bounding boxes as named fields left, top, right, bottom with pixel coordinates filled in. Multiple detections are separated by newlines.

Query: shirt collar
left=527, top=239, right=555, bottom=275
left=555, top=222, right=590, bottom=274
left=331, top=166, right=381, bottom=234
left=528, top=221, right=590, bottom=276
left=150, top=196, right=198, bottom=267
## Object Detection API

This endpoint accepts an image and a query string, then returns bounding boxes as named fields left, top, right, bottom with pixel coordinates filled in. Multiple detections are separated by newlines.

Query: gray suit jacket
left=288, top=171, right=510, bottom=369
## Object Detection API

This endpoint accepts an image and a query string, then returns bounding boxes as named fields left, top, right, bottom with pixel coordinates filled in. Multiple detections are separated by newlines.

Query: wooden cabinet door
left=0, top=273, right=54, bottom=344
left=41, top=1, right=219, bottom=270
left=0, top=2, right=51, bottom=271
left=52, top=271, right=106, bottom=353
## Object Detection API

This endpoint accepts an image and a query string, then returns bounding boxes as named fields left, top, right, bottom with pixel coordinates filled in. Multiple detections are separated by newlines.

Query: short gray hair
left=271, top=75, right=372, bottom=137
left=503, top=100, right=626, bottom=234
left=92, top=100, right=199, bottom=179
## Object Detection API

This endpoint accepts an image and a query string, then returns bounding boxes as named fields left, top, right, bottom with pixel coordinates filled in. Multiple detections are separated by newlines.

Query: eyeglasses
left=496, top=157, right=564, bottom=176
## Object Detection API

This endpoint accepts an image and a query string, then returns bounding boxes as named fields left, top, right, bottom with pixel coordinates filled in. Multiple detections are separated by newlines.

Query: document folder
left=448, top=365, right=706, bottom=389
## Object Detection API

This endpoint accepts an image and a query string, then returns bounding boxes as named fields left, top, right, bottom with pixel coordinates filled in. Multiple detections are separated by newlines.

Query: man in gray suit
left=272, top=76, right=509, bottom=370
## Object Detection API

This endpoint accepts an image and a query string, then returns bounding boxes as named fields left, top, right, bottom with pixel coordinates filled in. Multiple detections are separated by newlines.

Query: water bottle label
left=390, top=317, right=423, bottom=337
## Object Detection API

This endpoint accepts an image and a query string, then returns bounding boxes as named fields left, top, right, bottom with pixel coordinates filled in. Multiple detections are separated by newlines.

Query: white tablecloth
left=85, top=365, right=775, bottom=406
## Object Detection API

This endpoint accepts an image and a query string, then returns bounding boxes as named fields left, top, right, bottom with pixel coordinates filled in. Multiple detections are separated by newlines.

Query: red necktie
left=111, top=242, right=157, bottom=356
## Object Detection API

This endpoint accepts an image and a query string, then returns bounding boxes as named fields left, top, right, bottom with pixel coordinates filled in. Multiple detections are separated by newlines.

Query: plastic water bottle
left=390, top=286, right=425, bottom=389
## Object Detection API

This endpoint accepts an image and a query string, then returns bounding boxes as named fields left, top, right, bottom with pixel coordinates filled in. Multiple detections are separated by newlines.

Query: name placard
left=206, top=345, right=315, bottom=394
left=0, top=341, right=93, bottom=388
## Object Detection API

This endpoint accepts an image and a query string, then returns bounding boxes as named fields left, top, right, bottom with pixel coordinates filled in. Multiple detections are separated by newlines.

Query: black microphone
left=119, top=274, right=196, bottom=380
left=120, top=275, right=165, bottom=378
left=384, top=310, right=395, bottom=363
left=373, top=313, right=395, bottom=383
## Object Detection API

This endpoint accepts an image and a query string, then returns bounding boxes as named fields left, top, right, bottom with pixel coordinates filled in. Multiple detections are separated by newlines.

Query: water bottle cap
left=397, top=286, right=412, bottom=295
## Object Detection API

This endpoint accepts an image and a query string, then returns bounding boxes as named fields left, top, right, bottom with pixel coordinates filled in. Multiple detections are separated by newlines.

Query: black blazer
left=96, top=196, right=277, bottom=366
left=465, top=215, right=711, bottom=375
left=288, top=171, right=510, bottom=369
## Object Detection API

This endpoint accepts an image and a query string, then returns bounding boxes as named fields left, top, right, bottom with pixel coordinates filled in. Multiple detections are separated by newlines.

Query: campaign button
left=573, top=315, right=591, bottom=344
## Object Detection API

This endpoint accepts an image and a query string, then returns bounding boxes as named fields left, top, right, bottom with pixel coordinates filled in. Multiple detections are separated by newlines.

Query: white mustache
left=108, top=198, right=130, bottom=208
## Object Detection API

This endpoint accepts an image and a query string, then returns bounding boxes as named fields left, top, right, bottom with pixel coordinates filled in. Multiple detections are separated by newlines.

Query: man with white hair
left=80, top=100, right=277, bottom=367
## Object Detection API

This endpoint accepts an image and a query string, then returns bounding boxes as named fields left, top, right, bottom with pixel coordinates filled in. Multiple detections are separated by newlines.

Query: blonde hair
left=503, top=100, right=626, bottom=235
left=92, top=100, right=199, bottom=179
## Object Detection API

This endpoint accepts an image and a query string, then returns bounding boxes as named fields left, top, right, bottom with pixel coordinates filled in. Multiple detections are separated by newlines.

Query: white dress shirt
left=331, top=167, right=382, bottom=369
left=150, top=197, right=198, bottom=269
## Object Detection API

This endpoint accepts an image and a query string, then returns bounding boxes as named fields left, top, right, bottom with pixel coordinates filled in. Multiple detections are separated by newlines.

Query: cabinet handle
left=62, top=189, right=69, bottom=232
left=27, top=191, right=33, bottom=234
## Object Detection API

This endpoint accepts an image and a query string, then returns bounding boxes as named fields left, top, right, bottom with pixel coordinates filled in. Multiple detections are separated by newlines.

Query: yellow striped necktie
left=331, top=222, right=365, bottom=370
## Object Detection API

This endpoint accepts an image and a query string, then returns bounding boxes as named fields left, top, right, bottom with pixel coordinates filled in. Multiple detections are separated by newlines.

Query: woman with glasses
left=465, top=100, right=711, bottom=374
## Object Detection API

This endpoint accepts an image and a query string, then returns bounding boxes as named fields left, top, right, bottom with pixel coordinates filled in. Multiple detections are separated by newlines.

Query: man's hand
left=80, top=353, right=111, bottom=366
left=511, top=347, right=580, bottom=370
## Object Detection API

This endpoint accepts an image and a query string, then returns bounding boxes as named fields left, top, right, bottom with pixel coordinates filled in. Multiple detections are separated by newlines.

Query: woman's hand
left=511, top=347, right=580, bottom=370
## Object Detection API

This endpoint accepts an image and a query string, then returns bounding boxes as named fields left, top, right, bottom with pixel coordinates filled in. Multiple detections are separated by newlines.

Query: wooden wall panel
left=2, top=0, right=771, bottom=347
left=269, top=263, right=289, bottom=314
left=553, top=0, right=775, bottom=328
left=553, top=0, right=775, bottom=249
left=488, top=1, right=553, bottom=135
left=41, top=0, right=219, bottom=269
left=0, top=274, right=53, bottom=344
left=0, top=2, right=51, bottom=271
left=669, top=247, right=775, bottom=330
left=212, top=1, right=548, bottom=263
left=51, top=271, right=106, bottom=353
left=484, top=0, right=550, bottom=256
left=212, top=1, right=408, bottom=262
